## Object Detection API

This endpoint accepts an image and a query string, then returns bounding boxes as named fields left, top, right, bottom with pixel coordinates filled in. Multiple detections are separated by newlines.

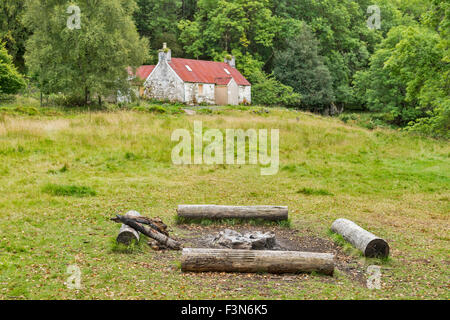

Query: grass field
left=0, top=103, right=449, bottom=299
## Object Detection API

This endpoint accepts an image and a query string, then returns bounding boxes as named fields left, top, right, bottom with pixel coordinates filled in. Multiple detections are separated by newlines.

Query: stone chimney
left=158, top=42, right=171, bottom=63
left=224, top=55, right=236, bottom=68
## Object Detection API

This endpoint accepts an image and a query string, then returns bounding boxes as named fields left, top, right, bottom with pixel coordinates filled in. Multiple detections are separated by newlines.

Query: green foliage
left=406, top=102, right=450, bottom=139
left=271, top=0, right=381, bottom=107
left=133, top=0, right=184, bottom=64
left=24, top=0, right=148, bottom=104
left=273, top=25, right=334, bottom=111
left=178, top=0, right=279, bottom=83
left=0, top=0, right=29, bottom=71
left=0, top=42, right=26, bottom=95
left=355, top=21, right=449, bottom=137
left=385, top=27, right=446, bottom=108
left=353, top=27, right=414, bottom=124
left=179, top=0, right=278, bottom=57
left=251, top=70, right=301, bottom=106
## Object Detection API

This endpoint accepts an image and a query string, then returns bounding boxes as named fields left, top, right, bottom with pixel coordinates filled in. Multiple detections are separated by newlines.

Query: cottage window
left=198, top=84, right=204, bottom=95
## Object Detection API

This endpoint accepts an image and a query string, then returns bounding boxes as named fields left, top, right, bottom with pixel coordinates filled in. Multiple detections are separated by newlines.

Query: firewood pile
left=111, top=211, right=181, bottom=251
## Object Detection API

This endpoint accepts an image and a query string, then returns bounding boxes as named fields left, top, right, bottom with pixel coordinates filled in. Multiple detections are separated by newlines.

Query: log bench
left=177, top=205, right=288, bottom=221
left=181, top=248, right=334, bottom=275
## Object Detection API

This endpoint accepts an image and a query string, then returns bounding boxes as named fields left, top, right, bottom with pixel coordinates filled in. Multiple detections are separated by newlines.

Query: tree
left=273, top=25, right=334, bottom=111
left=24, top=0, right=148, bottom=105
left=354, top=20, right=449, bottom=137
left=353, top=27, right=413, bottom=124
left=387, top=25, right=449, bottom=137
left=0, top=42, right=26, bottom=95
left=0, top=0, right=30, bottom=72
left=178, top=0, right=279, bottom=64
left=133, top=0, right=184, bottom=63
left=270, top=0, right=381, bottom=108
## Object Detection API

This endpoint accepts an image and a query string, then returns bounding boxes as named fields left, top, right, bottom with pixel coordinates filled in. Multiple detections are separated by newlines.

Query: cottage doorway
left=215, top=85, right=228, bottom=105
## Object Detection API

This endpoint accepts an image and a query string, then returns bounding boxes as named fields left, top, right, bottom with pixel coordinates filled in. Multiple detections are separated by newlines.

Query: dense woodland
left=0, top=0, right=448, bottom=138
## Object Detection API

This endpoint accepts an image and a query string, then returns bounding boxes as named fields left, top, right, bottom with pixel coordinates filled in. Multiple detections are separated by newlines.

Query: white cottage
left=135, top=44, right=251, bottom=105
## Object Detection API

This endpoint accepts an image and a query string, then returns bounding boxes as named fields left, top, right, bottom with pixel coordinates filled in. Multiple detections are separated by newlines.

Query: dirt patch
left=175, top=224, right=367, bottom=286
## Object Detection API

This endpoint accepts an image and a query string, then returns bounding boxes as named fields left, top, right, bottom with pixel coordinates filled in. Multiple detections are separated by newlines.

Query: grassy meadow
left=0, top=101, right=449, bottom=299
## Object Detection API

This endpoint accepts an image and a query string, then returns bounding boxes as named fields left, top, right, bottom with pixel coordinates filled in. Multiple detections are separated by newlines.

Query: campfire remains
left=111, top=207, right=391, bottom=276
left=203, top=229, right=278, bottom=250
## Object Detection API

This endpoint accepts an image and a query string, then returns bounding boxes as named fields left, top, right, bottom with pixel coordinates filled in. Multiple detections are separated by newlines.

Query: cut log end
left=116, top=230, right=139, bottom=246
left=365, top=238, right=389, bottom=258
left=116, top=211, right=141, bottom=245
left=331, top=218, right=390, bottom=258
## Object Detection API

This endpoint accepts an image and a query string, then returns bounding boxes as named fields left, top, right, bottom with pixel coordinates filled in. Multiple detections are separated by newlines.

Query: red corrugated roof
left=215, top=77, right=232, bottom=85
left=135, top=65, right=155, bottom=80
left=168, top=58, right=251, bottom=86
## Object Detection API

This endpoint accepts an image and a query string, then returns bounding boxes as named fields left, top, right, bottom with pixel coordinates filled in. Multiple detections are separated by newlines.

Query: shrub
left=406, top=102, right=450, bottom=139
left=251, top=71, right=301, bottom=107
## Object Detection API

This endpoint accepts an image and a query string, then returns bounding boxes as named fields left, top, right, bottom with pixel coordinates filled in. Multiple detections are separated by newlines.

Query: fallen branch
left=113, top=214, right=182, bottom=250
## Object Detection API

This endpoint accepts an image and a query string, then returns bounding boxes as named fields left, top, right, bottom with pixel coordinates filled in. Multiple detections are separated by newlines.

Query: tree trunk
left=331, top=218, right=389, bottom=258
left=114, top=214, right=182, bottom=250
left=181, top=248, right=334, bottom=275
left=177, top=205, right=288, bottom=221
left=116, top=210, right=141, bottom=245
left=85, top=87, right=89, bottom=106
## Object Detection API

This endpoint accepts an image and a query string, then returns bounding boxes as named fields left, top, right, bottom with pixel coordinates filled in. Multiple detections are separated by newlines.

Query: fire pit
left=202, top=229, right=279, bottom=250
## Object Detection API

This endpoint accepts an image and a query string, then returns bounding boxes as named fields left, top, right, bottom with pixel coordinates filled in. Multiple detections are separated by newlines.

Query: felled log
left=116, top=210, right=141, bottom=245
left=331, top=218, right=389, bottom=258
left=181, top=248, right=334, bottom=275
left=177, top=205, right=288, bottom=221
left=111, top=215, right=169, bottom=236
left=114, top=214, right=182, bottom=250
left=128, top=216, right=169, bottom=236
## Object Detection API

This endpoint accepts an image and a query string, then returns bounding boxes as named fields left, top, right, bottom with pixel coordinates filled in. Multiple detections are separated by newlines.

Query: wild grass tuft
left=174, top=215, right=291, bottom=228
left=327, top=229, right=363, bottom=257
left=42, top=184, right=97, bottom=197
left=109, top=238, right=145, bottom=254
left=297, top=187, right=334, bottom=196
